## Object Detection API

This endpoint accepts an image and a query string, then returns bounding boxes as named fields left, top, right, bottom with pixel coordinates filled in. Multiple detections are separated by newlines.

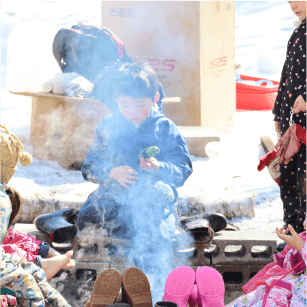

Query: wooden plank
left=9, top=90, right=101, bottom=103
left=260, top=136, right=275, bottom=153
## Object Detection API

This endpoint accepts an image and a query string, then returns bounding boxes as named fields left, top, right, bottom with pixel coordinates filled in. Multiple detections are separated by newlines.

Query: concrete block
left=71, top=232, right=112, bottom=262
left=174, top=230, right=277, bottom=267
left=225, top=291, right=245, bottom=306
left=177, top=126, right=220, bottom=157
left=212, top=264, right=265, bottom=291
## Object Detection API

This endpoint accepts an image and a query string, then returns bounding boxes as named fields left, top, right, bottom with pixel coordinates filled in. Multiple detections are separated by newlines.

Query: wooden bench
left=177, top=126, right=220, bottom=157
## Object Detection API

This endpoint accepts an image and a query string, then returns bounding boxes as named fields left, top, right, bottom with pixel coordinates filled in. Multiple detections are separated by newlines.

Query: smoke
left=33, top=98, right=111, bottom=169
left=48, top=269, right=94, bottom=307
left=78, top=177, right=181, bottom=303
left=70, top=3, right=201, bottom=301
left=112, top=179, right=178, bottom=303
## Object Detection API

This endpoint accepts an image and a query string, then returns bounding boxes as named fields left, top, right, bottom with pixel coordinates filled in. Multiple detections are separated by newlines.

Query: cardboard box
left=101, top=1, right=236, bottom=134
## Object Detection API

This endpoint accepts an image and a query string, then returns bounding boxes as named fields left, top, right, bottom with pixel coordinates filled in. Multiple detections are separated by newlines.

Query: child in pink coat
left=231, top=219, right=306, bottom=307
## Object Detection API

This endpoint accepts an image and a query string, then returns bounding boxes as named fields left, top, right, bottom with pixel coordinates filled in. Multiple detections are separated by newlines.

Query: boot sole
left=122, top=267, right=153, bottom=307
left=162, top=266, right=195, bottom=307
left=90, top=268, right=122, bottom=307
left=196, top=267, right=225, bottom=307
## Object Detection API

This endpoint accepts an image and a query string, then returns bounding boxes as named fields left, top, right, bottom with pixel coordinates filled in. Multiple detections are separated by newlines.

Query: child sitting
left=229, top=220, right=307, bottom=307
left=2, top=189, right=75, bottom=280
left=242, top=223, right=306, bottom=295
left=0, top=125, right=71, bottom=306
left=77, top=61, right=193, bottom=298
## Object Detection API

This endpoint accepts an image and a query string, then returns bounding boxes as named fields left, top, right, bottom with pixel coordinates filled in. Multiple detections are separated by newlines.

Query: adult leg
left=280, top=155, right=299, bottom=229
left=296, top=143, right=306, bottom=233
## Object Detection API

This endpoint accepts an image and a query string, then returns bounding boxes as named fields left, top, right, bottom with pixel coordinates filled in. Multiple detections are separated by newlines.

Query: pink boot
left=163, top=266, right=195, bottom=307
left=188, top=284, right=198, bottom=307
left=196, top=267, right=225, bottom=307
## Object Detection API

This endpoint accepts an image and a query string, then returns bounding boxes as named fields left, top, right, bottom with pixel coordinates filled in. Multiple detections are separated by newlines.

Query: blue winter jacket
left=82, top=98, right=193, bottom=202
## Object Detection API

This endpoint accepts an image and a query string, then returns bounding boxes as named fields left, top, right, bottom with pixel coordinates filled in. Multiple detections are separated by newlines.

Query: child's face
left=117, top=93, right=159, bottom=125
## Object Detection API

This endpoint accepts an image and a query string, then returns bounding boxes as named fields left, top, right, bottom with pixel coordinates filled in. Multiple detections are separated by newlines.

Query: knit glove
left=276, top=124, right=302, bottom=165
left=149, top=181, right=177, bottom=208
left=284, top=124, right=302, bottom=164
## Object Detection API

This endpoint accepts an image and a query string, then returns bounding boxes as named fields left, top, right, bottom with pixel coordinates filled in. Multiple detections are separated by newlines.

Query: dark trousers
left=280, top=143, right=306, bottom=233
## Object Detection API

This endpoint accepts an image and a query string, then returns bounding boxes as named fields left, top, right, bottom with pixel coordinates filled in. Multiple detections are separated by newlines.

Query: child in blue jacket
left=77, top=61, right=192, bottom=289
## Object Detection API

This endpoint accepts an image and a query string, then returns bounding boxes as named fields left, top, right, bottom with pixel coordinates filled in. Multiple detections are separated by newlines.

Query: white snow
left=0, top=2, right=300, bottom=233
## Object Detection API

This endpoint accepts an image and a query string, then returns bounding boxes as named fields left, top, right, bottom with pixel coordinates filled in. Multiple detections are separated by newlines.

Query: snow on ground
left=0, top=1, right=300, bottom=234
left=235, top=1, right=297, bottom=81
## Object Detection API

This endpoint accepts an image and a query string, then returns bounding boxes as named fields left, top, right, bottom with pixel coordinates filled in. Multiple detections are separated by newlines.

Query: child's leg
left=41, top=251, right=74, bottom=280
left=1, top=271, right=46, bottom=307
left=3, top=254, right=71, bottom=307
left=47, top=246, right=60, bottom=258
left=21, top=259, right=71, bottom=306
left=229, top=292, right=261, bottom=307
left=37, top=241, right=50, bottom=258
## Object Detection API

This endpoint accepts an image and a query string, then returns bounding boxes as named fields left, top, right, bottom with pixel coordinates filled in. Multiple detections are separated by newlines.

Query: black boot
left=179, top=212, right=227, bottom=233
left=34, top=208, right=79, bottom=243
left=277, top=242, right=287, bottom=252
left=106, top=304, right=130, bottom=307
left=155, top=302, right=178, bottom=307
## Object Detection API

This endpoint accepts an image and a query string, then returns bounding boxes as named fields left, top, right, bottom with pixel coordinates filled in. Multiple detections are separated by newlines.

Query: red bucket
left=236, top=75, right=279, bottom=110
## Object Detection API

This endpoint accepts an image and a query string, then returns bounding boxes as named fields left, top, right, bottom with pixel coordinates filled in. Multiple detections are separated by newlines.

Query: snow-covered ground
left=0, top=2, right=300, bottom=232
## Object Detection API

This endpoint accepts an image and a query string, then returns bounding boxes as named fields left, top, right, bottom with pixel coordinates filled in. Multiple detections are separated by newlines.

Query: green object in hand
left=140, top=146, right=160, bottom=160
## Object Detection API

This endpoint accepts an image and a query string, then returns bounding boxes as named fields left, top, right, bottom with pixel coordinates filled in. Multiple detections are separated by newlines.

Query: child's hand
left=140, top=157, right=160, bottom=172
left=293, top=95, right=306, bottom=114
left=109, top=166, right=138, bottom=189
left=276, top=224, right=304, bottom=252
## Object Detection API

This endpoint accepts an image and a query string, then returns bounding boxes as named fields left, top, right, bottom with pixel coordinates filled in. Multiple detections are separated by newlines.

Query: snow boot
left=179, top=213, right=227, bottom=233
left=196, top=267, right=225, bottom=307
left=122, top=267, right=153, bottom=307
left=162, top=266, right=195, bottom=307
left=34, top=208, right=78, bottom=243
left=155, top=302, right=178, bottom=307
left=106, top=304, right=131, bottom=307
